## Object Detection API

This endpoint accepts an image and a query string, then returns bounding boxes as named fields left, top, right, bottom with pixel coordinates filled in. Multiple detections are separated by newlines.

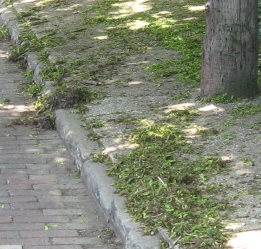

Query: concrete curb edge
left=56, top=110, right=161, bottom=249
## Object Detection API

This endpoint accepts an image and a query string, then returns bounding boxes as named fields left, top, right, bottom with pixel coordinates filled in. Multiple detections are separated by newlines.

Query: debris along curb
left=0, top=2, right=161, bottom=249
left=56, top=110, right=161, bottom=249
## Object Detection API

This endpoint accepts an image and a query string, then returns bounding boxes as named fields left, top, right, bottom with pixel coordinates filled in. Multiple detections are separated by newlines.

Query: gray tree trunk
left=200, top=0, right=259, bottom=98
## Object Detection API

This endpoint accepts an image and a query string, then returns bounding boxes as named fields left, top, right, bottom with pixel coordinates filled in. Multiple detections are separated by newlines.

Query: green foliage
left=8, top=0, right=247, bottom=246
left=25, top=83, right=44, bottom=98
left=3, top=0, right=14, bottom=5
left=0, top=25, right=10, bottom=40
left=40, top=64, right=66, bottom=82
left=2, top=98, right=10, bottom=105
left=196, top=128, right=219, bottom=137
left=38, top=49, right=49, bottom=62
left=114, top=114, right=139, bottom=125
left=82, top=0, right=205, bottom=85
left=146, top=17, right=205, bottom=84
left=9, top=29, right=63, bottom=61
left=231, top=103, right=261, bottom=118
left=201, top=93, right=240, bottom=104
left=169, top=91, right=192, bottom=101
left=44, top=224, right=58, bottom=231
left=33, top=82, right=102, bottom=129
left=107, top=111, right=230, bottom=249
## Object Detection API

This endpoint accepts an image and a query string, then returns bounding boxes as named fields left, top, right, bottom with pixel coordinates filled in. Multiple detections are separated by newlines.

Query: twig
left=158, top=227, right=181, bottom=249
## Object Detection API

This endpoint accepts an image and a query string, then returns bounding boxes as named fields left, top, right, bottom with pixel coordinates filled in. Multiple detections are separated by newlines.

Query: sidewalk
left=2, top=0, right=261, bottom=248
left=0, top=0, right=162, bottom=248
left=0, top=39, right=122, bottom=249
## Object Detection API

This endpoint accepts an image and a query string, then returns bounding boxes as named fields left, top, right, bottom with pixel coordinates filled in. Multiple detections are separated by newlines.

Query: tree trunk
left=200, top=0, right=259, bottom=98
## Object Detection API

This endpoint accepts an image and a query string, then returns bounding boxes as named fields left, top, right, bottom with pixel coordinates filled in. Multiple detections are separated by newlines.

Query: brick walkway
left=0, top=41, right=121, bottom=248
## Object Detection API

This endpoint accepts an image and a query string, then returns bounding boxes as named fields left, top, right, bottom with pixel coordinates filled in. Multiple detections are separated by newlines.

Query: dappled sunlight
left=108, top=0, right=201, bottom=30
left=2, top=0, right=258, bottom=246
left=225, top=222, right=245, bottom=231
left=187, top=5, right=205, bottom=12
left=227, top=230, right=261, bottom=249
left=221, top=155, right=234, bottom=163
left=54, top=157, right=66, bottom=165
left=151, top=17, right=177, bottom=28
left=126, top=60, right=149, bottom=65
left=16, top=0, right=87, bottom=16
left=35, top=0, right=57, bottom=7
left=110, top=0, right=152, bottom=19
left=151, top=11, right=177, bottom=28
left=128, top=80, right=143, bottom=85
left=93, top=35, right=109, bottom=40
left=18, top=0, right=38, bottom=4
left=127, top=20, right=149, bottom=30
left=0, top=50, right=8, bottom=58
left=184, top=125, right=198, bottom=137
left=182, top=17, right=197, bottom=21
left=56, top=3, right=83, bottom=12
left=102, top=142, right=138, bottom=154
left=151, top=10, right=172, bottom=19
left=139, top=118, right=155, bottom=127
left=164, top=102, right=195, bottom=114
left=198, top=104, right=225, bottom=113
left=0, top=104, right=34, bottom=112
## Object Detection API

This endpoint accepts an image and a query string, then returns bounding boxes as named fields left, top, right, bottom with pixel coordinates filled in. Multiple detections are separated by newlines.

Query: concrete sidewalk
left=0, top=40, right=122, bottom=249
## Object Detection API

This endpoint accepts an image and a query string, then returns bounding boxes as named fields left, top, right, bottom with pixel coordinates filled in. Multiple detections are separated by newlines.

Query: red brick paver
left=0, top=39, right=121, bottom=248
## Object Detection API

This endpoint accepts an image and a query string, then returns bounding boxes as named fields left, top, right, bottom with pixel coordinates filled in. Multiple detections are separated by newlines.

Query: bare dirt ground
left=3, top=0, right=261, bottom=247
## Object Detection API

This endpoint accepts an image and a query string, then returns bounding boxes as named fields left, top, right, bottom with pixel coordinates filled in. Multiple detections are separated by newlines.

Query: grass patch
left=0, top=25, right=10, bottom=40
left=7, top=0, right=206, bottom=129
left=196, top=128, right=219, bottom=137
left=145, top=18, right=205, bottom=84
left=105, top=111, right=231, bottom=248
left=231, top=103, right=261, bottom=118
left=33, top=83, right=103, bottom=128
left=114, top=114, right=139, bottom=125
left=24, top=82, right=44, bottom=98
left=169, top=91, right=192, bottom=101
left=90, top=110, right=232, bottom=248
left=9, top=28, right=63, bottom=61
left=81, top=0, right=205, bottom=85
left=2, top=98, right=11, bottom=105
left=200, top=94, right=241, bottom=104
left=7, top=0, right=254, bottom=247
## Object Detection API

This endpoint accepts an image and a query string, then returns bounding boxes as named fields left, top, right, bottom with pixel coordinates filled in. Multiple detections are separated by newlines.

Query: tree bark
left=200, top=0, right=259, bottom=98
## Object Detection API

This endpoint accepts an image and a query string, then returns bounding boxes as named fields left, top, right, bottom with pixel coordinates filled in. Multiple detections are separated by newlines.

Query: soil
left=4, top=0, right=261, bottom=248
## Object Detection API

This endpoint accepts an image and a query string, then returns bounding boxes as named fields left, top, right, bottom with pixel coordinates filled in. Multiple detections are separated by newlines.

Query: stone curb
left=0, top=4, right=20, bottom=42
left=56, top=110, right=161, bottom=249
left=0, top=2, right=161, bottom=249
